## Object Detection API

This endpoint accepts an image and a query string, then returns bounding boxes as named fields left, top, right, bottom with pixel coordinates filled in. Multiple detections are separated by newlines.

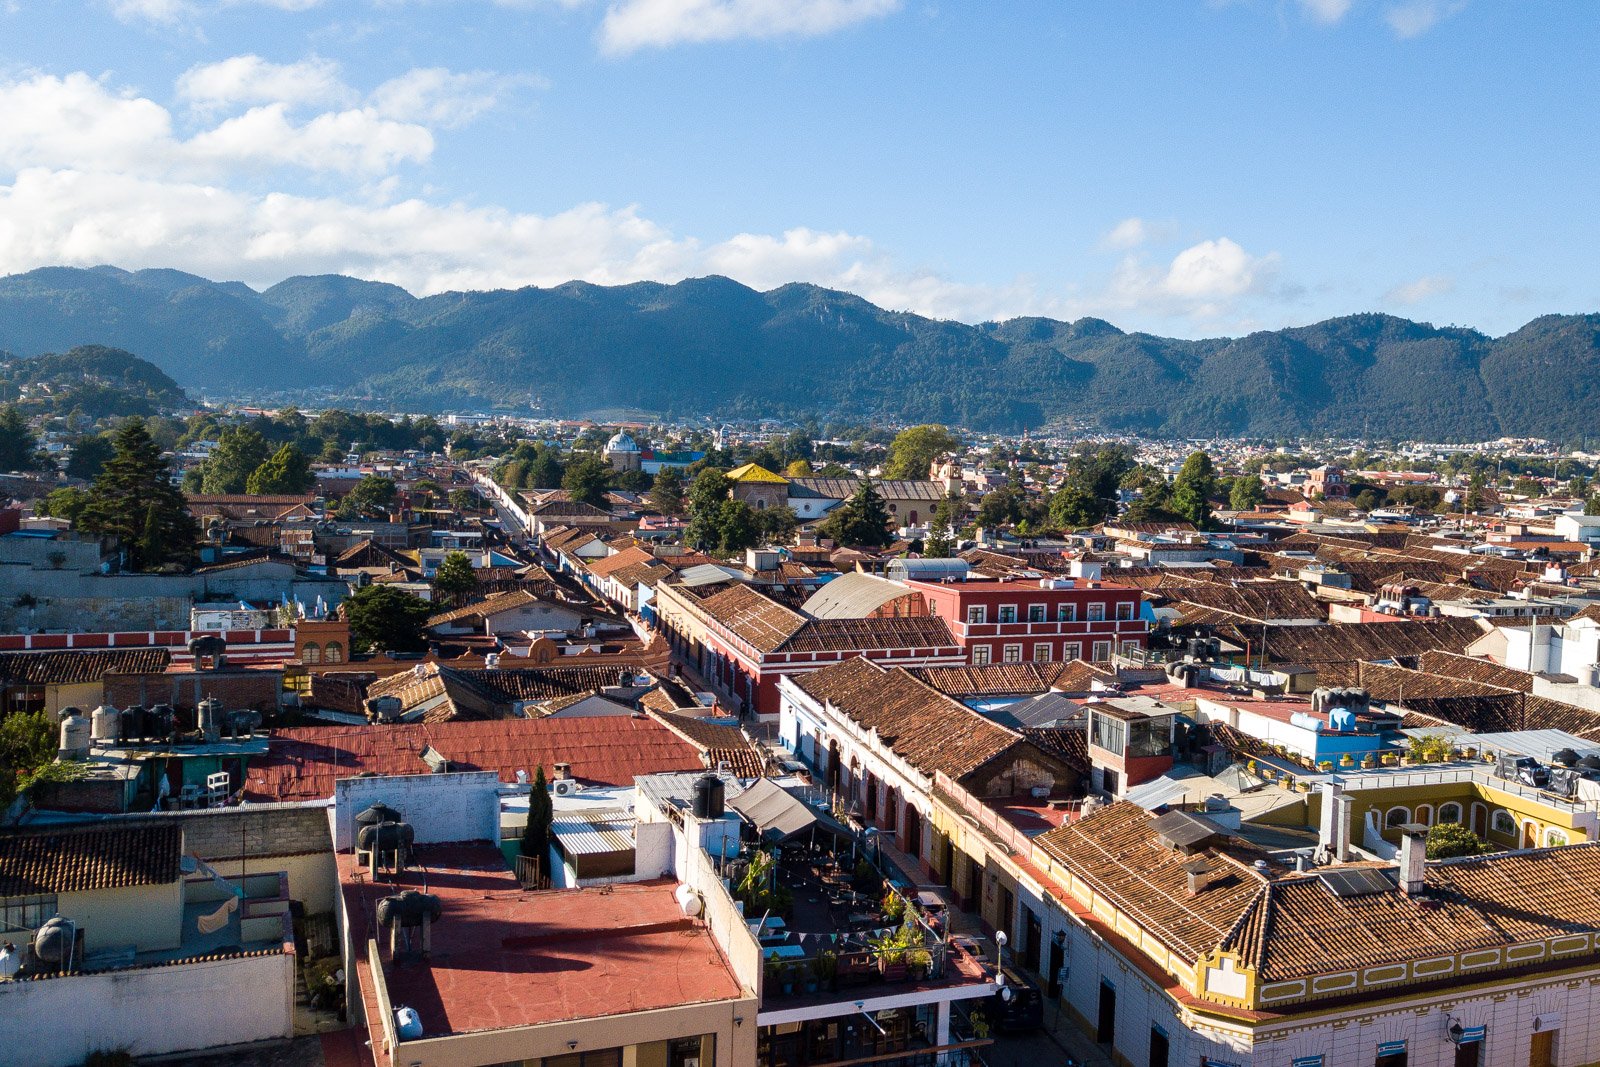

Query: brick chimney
left=1398, top=823, right=1428, bottom=895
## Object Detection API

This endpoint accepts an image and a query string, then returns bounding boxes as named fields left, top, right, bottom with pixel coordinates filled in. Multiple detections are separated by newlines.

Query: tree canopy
left=1170, top=451, right=1217, bottom=529
left=78, top=418, right=197, bottom=570
left=344, top=585, right=434, bottom=654
left=433, top=550, right=479, bottom=599
left=562, top=455, right=613, bottom=509
left=0, top=406, right=48, bottom=472
left=246, top=443, right=314, bottom=495
left=883, top=424, right=960, bottom=480
left=202, top=426, right=271, bottom=494
left=820, top=477, right=894, bottom=548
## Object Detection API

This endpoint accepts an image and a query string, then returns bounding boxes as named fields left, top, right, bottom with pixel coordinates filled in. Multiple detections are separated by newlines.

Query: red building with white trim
left=904, top=575, right=1147, bottom=666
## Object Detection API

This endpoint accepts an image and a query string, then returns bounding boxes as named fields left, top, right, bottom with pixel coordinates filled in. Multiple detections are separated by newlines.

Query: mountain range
left=1, top=265, right=1596, bottom=441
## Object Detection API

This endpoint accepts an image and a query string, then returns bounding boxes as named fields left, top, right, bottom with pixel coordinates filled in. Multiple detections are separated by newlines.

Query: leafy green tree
left=924, top=526, right=954, bottom=558
left=1465, top=471, right=1487, bottom=512
left=883, top=424, right=960, bottom=480
left=1048, top=484, right=1107, bottom=530
left=201, top=426, right=271, bottom=495
left=1586, top=496, right=1600, bottom=518
left=449, top=488, right=478, bottom=511
left=0, top=710, right=58, bottom=808
left=716, top=499, right=760, bottom=552
left=1569, top=475, right=1589, bottom=499
left=649, top=467, right=686, bottom=516
left=1229, top=474, right=1266, bottom=511
left=687, top=469, right=733, bottom=550
left=35, top=487, right=90, bottom=524
left=344, top=585, right=434, bottom=654
left=346, top=475, right=398, bottom=514
left=562, top=455, right=613, bottom=509
left=319, top=438, right=346, bottom=464
left=246, top=443, right=315, bottom=495
left=820, top=478, right=893, bottom=547
left=1170, top=451, right=1217, bottom=529
left=0, top=406, right=47, bottom=472
left=974, top=486, right=1025, bottom=529
left=754, top=504, right=799, bottom=546
left=784, top=459, right=813, bottom=478
left=817, top=461, right=851, bottom=478
left=1353, top=488, right=1383, bottom=511
left=411, top=478, right=441, bottom=502
left=527, top=447, right=565, bottom=489
left=65, top=433, right=115, bottom=481
left=434, top=550, right=479, bottom=598
left=1425, top=822, right=1490, bottom=860
left=78, top=418, right=197, bottom=570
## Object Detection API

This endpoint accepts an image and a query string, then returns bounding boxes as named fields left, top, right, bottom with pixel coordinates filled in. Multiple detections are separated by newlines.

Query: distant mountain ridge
left=1, top=265, right=1596, bottom=440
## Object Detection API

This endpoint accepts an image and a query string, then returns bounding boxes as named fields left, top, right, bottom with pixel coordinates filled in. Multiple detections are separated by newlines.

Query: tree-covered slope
left=0, top=265, right=1590, bottom=439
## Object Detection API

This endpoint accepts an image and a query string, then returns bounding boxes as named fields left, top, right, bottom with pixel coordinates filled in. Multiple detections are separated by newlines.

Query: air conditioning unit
left=552, top=779, right=578, bottom=797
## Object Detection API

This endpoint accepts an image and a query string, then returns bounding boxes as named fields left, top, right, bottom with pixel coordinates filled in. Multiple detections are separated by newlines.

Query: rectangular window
left=1116, top=601, right=1133, bottom=621
left=1090, top=711, right=1125, bottom=755
left=1028, top=604, right=1046, bottom=622
left=1057, top=603, right=1076, bottom=622
left=1087, top=602, right=1105, bottom=622
left=1092, top=640, right=1112, bottom=660
left=1063, top=642, right=1082, bottom=661
left=1033, top=643, right=1052, bottom=663
left=967, top=605, right=986, bottom=625
left=972, top=645, right=992, bottom=665
left=1, top=894, right=56, bottom=933
left=999, top=605, right=1017, bottom=624
left=1003, top=644, right=1022, bottom=663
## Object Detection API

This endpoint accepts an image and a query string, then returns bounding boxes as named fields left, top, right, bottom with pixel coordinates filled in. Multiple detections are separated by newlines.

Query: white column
left=935, top=1000, right=951, bottom=1063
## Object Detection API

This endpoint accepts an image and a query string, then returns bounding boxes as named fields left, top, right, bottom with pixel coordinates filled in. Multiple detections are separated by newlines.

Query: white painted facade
left=0, top=950, right=294, bottom=1067
left=330, top=771, right=501, bottom=851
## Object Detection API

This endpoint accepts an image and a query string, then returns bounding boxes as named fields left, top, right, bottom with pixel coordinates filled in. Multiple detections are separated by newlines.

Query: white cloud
left=1296, top=0, right=1352, bottom=24
left=1383, top=274, right=1453, bottom=305
left=1383, top=0, right=1465, bottom=38
left=108, top=0, right=193, bottom=22
left=0, top=73, right=177, bottom=174
left=599, top=0, right=899, bottom=54
left=370, top=68, right=542, bottom=128
left=177, top=55, right=353, bottom=114
left=1099, top=217, right=1178, bottom=251
left=1163, top=238, right=1269, bottom=301
left=187, top=105, right=434, bottom=173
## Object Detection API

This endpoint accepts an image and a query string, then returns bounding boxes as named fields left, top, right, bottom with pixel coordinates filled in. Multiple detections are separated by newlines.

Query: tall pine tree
left=821, top=477, right=894, bottom=548
left=78, top=418, right=197, bottom=570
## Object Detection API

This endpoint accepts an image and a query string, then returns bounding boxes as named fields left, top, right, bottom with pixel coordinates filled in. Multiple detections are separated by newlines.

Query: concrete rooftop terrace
left=341, top=845, right=743, bottom=1040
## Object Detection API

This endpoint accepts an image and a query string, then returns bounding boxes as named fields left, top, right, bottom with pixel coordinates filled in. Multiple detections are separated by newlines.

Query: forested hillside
left=1, top=265, right=1595, bottom=439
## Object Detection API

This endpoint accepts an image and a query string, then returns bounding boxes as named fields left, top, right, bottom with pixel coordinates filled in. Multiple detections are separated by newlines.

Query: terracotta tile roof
left=1018, top=726, right=1089, bottom=773
left=1417, top=649, right=1536, bottom=692
left=1047, top=658, right=1120, bottom=693
left=586, top=545, right=656, bottom=579
left=907, top=663, right=1056, bottom=698
left=783, top=616, right=956, bottom=653
left=0, top=821, right=182, bottom=895
left=1224, top=844, right=1600, bottom=983
left=1164, top=581, right=1326, bottom=622
left=795, top=657, right=1020, bottom=779
left=644, top=711, right=766, bottom=777
left=527, top=499, right=612, bottom=519
left=0, top=648, right=171, bottom=686
left=1253, top=617, right=1485, bottom=667
left=1355, top=661, right=1600, bottom=740
left=607, top=561, right=675, bottom=589
left=692, top=584, right=808, bottom=651
left=463, top=665, right=639, bottom=703
left=309, top=672, right=372, bottom=715
left=247, top=716, right=705, bottom=801
left=335, top=538, right=413, bottom=567
left=194, top=552, right=298, bottom=574
left=1034, top=801, right=1272, bottom=963
left=426, top=589, right=541, bottom=627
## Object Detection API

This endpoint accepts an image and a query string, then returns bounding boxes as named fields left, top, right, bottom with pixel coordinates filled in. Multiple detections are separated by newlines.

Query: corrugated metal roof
left=1398, top=726, right=1600, bottom=761
left=679, top=564, right=744, bottom=587
left=800, top=572, right=913, bottom=619
left=550, top=809, right=637, bottom=855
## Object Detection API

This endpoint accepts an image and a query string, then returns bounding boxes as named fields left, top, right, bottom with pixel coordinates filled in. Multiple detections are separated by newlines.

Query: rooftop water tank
left=394, top=1006, right=423, bottom=1041
left=198, top=698, right=223, bottom=744
left=90, top=705, right=119, bottom=744
left=57, top=711, right=91, bottom=761
left=692, top=774, right=725, bottom=820
left=1329, top=707, right=1357, bottom=732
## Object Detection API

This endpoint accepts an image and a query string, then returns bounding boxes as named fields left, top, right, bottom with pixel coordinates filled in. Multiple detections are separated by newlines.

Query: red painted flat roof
left=342, top=848, right=742, bottom=1038
left=246, top=717, right=706, bottom=801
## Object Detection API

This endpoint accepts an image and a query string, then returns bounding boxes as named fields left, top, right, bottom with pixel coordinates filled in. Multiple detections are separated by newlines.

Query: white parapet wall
left=332, top=771, right=502, bottom=851
left=0, top=951, right=294, bottom=1067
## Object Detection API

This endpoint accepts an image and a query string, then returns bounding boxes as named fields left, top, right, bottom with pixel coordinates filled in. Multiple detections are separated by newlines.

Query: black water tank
left=692, top=774, right=725, bottom=819
left=1553, top=748, right=1580, bottom=767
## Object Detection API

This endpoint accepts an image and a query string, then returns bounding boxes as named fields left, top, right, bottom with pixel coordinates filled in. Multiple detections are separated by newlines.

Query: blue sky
left=0, top=0, right=1594, bottom=337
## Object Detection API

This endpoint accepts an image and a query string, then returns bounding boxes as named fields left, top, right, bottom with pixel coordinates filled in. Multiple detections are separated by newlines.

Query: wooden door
left=1471, top=804, right=1487, bottom=838
left=1530, top=1030, right=1555, bottom=1067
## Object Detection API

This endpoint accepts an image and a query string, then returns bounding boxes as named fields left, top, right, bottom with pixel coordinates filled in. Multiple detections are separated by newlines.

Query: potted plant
left=1318, top=761, right=1333, bottom=773
left=1339, top=753, right=1355, bottom=768
left=781, top=963, right=798, bottom=996
left=802, top=961, right=818, bottom=995
left=765, top=954, right=784, bottom=992
left=1360, top=754, right=1377, bottom=769
left=813, top=951, right=838, bottom=992
left=872, top=929, right=910, bottom=981
left=906, top=946, right=933, bottom=981
left=882, top=890, right=905, bottom=922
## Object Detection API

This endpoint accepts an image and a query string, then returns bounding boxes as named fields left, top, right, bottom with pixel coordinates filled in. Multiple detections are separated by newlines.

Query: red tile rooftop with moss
left=340, top=844, right=743, bottom=1039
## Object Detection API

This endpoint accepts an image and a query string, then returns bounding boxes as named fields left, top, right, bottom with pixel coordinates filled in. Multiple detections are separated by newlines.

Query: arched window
left=1546, top=828, right=1569, bottom=847
left=1492, top=810, right=1517, bottom=836
left=1414, top=804, right=1433, bottom=827
left=1385, top=807, right=1410, bottom=829
left=1439, top=802, right=1463, bottom=824
left=303, top=643, right=322, bottom=665
left=324, top=642, right=343, bottom=664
